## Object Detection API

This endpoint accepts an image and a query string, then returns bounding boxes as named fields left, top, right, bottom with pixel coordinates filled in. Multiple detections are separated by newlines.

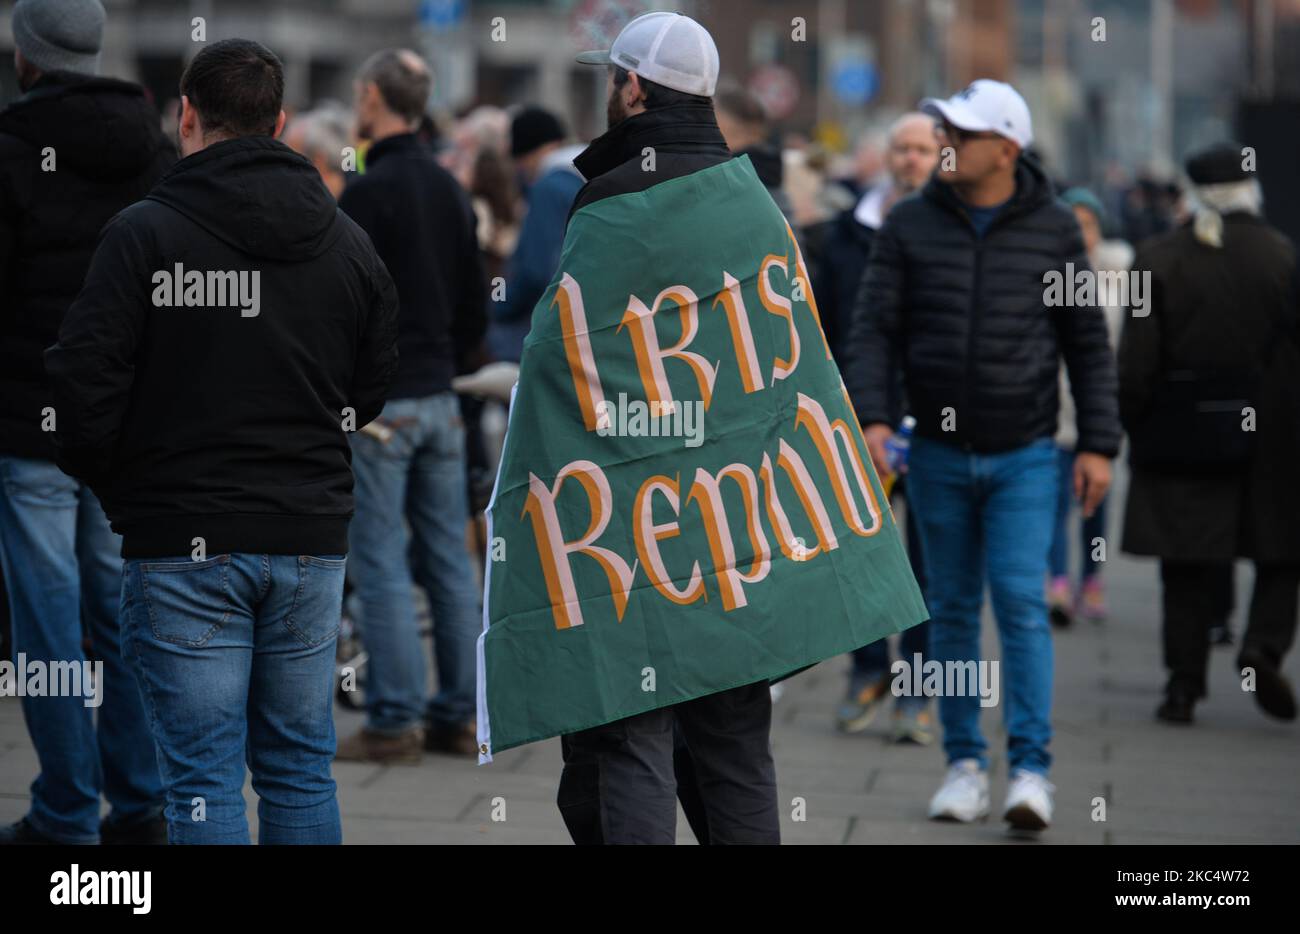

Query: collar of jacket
left=923, top=153, right=1055, bottom=230
left=1, top=70, right=143, bottom=120
left=365, top=131, right=423, bottom=168
left=159, top=134, right=289, bottom=180
left=573, top=103, right=729, bottom=181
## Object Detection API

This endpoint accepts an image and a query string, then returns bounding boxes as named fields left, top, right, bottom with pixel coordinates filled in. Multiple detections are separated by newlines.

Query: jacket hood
left=924, top=152, right=1056, bottom=227
left=147, top=136, right=341, bottom=262
left=0, top=72, right=169, bottom=181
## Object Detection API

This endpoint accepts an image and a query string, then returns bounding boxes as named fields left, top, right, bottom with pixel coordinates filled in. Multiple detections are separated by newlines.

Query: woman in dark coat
left=1120, top=142, right=1300, bottom=725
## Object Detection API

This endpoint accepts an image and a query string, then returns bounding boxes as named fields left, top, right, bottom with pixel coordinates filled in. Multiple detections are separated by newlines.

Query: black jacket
left=571, top=103, right=732, bottom=216
left=1120, top=214, right=1300, bottom=562
left=844, top=157, right=1121, bottom=456
left=0, top=72, right=174, bottom=460
left=339, top=133, right=485, bottom=398
left=45, top=136, right=399, bottom=558
left=812, top=204, right=877, bottom=363
left=735, top=143, right=792, bottom=220
left=806, top=197, right=913, bottom=430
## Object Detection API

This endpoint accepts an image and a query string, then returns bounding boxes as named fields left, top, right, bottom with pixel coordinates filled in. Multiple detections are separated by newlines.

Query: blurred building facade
left=0, top=0, right=1295, bottom=195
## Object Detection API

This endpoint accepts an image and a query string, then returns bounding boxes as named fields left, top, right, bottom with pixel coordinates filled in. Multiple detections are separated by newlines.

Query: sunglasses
left=935, top=123, right=1003, bottom=146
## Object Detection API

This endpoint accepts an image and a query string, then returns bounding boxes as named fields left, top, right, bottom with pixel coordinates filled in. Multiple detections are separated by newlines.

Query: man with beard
left=845, top=80, right=1120, bottom=833
left=545, top=11, right=782, bottom=845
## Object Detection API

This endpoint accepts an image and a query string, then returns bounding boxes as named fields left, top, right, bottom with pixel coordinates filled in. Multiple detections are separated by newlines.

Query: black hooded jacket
left=0, top=71, right=175, bottom=459
left=843, top=157, right=1121, bottom=456
left=45, top=136, right=400, bottom=558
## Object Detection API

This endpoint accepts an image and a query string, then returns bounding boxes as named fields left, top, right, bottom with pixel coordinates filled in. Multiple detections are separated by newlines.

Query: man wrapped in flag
left=476, top=12, right=928, bottom=844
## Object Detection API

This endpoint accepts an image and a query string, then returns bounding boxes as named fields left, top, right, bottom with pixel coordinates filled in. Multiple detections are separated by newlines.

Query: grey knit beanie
left=12, top=0, right=106, bottom=76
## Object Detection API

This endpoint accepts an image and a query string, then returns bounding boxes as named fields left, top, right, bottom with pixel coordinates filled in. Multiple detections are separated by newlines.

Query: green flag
left=476, top=156, right=926, bottom=759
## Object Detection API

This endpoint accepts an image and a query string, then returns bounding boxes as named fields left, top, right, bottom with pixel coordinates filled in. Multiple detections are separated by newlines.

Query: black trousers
left=557, top=681, right=780, bottom=845
left=1161, top=561, right=1300, bottom=696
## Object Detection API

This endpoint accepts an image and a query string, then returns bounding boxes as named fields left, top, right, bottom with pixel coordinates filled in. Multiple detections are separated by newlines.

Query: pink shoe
left=1079, top=576, right=1107, bottom=621
left=1047, top=575, right=1073, bottom=628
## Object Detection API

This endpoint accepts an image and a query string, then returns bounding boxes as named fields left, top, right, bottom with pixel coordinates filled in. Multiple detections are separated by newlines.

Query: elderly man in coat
left=1120, top=141, right=1300, bottom=725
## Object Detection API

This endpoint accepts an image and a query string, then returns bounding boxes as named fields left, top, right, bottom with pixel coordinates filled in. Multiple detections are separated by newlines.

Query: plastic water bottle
left=881, top=415, right=916, bottom=496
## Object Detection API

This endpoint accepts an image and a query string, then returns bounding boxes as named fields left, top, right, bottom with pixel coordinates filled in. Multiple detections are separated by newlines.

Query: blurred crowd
left=0, top=0, right=1296, bottom=846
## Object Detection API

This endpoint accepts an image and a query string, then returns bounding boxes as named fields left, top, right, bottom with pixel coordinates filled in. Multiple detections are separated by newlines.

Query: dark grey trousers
left=557, top=680, right=780, bottom=845
left=1162, top=561, right=1300, bottom=696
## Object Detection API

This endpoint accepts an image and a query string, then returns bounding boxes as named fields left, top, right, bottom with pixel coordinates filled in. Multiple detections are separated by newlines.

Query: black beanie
left=1185, top=142, right=1250, bottom=185
left=510, top=107, right=565, bottom=158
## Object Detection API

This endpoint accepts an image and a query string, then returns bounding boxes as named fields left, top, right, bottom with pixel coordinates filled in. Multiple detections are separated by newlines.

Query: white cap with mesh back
left=576, top=11, right=719, bottom=98
left=920, top=79, right=1033, bottom=149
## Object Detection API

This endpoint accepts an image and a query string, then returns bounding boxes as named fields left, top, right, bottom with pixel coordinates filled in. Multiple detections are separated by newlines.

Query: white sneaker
left=1003, top=769, right=1054, bottom=831
left=927, top=759, right=990, bottom=822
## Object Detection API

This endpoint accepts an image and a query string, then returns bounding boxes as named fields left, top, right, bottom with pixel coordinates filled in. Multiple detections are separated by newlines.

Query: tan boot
left=334, top=726, right=424, bottom=764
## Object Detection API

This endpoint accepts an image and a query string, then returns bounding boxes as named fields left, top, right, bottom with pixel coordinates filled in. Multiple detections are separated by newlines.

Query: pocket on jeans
left=353, top=421, right=418, bottom=463
left=139, top=555, right=233, bottom=647
left=285, top=556, right=345, bottom=648
left=430, top=396, right=467, bottom=460
left=300, top=555, right=347, bottom=567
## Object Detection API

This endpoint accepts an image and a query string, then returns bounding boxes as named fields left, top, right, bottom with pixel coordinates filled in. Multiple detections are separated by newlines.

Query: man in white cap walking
left=844, top=80, right=1120, bottom=833
left=551, top=11, right=780, bottom=845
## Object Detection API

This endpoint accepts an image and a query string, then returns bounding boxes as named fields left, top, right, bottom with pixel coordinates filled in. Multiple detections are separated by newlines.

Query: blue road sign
left=832, top=60, right=879, bottom=106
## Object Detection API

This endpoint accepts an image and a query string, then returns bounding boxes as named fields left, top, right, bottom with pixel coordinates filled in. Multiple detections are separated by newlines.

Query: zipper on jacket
left=935, top=180, right=1022, bottom=453
left=957, top=203, right=1018, bottom=452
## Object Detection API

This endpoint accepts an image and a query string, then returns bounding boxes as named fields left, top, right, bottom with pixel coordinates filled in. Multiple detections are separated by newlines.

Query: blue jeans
left=119, top=553, right=344, bottom=844
left=906, top=436, right=1057, bottom=775
left=0, top=455, right=163, bottom=844
left=349, top=392, right=480, bottom=734
left=851, top=481, right=930, bottom=711
left=1048, top=446, right=1107, bottom=581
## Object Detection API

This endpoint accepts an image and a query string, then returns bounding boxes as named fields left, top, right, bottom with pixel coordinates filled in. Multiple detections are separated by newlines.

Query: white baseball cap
left=576, top=11, right=719, bottom=98
left=920, top=79, right=1033, bottom=149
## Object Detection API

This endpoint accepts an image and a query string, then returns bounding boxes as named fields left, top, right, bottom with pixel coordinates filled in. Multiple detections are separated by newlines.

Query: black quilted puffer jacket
left=843, top=156, right=1121, bottom=457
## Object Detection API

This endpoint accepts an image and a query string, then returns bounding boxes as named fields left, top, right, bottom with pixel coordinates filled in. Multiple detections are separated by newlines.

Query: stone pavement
left=2, top=490, right=1297, bottom=844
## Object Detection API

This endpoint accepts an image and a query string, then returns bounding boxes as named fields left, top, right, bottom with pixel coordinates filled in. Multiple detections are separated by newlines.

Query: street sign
left=419, top=0, right=466, bottom=32
left=832, top=59, right=879, bottom=106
